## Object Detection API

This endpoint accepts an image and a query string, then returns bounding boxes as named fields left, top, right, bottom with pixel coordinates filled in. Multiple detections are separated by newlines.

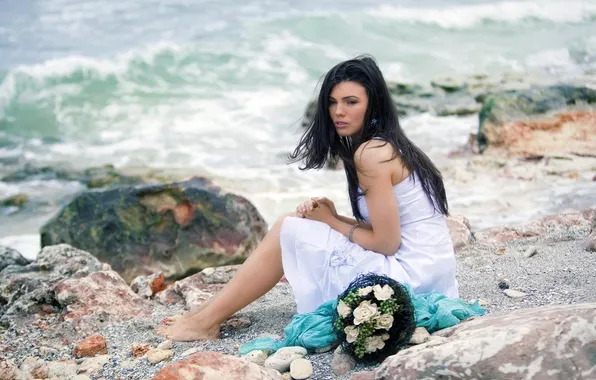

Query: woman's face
left=329, top=81, right=369, bottom=138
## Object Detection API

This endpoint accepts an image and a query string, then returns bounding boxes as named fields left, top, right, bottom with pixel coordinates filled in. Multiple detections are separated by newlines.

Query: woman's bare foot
left=157, top=314, right=220, bottom=342
left=161, top=298, right=215, bottom=325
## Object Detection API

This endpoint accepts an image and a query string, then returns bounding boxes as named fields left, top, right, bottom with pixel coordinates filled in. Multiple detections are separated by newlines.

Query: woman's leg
left=159, top=213, right=292, bottom=341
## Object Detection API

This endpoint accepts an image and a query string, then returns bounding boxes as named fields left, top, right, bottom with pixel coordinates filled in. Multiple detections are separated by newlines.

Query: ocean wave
left=366, top=0, right=596, bottom=29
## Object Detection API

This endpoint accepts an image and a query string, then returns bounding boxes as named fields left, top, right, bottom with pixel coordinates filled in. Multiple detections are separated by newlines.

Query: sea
left=1, top=0, right=596, bottom=259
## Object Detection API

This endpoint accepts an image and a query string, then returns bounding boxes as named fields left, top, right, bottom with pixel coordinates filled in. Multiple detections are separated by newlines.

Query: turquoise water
left=1, top=0, right=596, bottom=258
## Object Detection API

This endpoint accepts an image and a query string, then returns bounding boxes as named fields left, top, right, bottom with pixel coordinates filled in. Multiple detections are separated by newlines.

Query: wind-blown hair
left=289, top=55, right=448, bottom=220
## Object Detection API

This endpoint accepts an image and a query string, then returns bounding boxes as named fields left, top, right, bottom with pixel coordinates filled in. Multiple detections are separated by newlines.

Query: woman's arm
left=328, top=140, right=402, bottom=256
left=335, top=214, right=359, bottom=225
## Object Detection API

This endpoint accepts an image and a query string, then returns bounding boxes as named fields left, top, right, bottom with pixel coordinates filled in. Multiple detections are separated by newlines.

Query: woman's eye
left=347, top=100, right=357, bottom=105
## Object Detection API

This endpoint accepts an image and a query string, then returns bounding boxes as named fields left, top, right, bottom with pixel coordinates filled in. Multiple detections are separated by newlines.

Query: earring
left=371, top=119, right=377, bottom=126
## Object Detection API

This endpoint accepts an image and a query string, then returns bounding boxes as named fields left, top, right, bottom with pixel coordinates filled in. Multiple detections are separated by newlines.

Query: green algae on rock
left=40, top=177, right=267, bottom=282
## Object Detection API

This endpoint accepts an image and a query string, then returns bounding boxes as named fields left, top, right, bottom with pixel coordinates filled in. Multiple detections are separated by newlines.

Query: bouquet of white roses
left=333, top=273, right=416, bottom=361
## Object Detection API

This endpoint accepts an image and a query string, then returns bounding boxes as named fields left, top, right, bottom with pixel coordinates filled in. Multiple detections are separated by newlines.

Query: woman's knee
left=278, top=214, right=303, bottom=246
left=272, top=212, right=297, bottom=232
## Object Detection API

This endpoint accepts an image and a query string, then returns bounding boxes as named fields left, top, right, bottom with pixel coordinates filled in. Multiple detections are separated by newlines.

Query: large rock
left=446, top=215, right=473, bottom=252
left=0, top=245, right=31, bottom=271
left=40, top=178, right=267, bottom=282
left=0, top=244, right=150, bottom=328
left=369, top=303, right=596, bottom=380
left=477, top=85, right=596, bottom=157
left=55, top=270, right=151, bottom=323
left=151, top=352, right=282, bottom=380
left=154, top=266, right=240, bottom=309
left=0, top=244, right=106, bottom=325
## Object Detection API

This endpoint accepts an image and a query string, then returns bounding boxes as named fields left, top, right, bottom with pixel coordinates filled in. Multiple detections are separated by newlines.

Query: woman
left=160, top=55, right=458, bottom=341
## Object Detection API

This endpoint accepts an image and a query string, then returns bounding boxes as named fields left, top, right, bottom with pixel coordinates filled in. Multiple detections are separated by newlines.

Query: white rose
left=353, top=300, right=379, bottom=325
left=337, top=300, right=352, bottom=318
left=344, top=325, right=360, bottom=343
left=373, top=284, right=394, bottom=301
left=374, top=314, right=394, bottom=330
left=381, top=333, right=390, bottom=341
left=365, top=335, right=386, bottom=353
left=358, top=286, right=373, bottom=296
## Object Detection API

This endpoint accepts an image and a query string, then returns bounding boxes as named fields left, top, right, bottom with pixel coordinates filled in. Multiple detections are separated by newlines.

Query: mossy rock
left=40, top=178, right=267, bottom=282
left=0, top=194, right=29, bottom=208
left=2, top=163, right=144, bottom=189
left=477, top=84, right=596, bottom=154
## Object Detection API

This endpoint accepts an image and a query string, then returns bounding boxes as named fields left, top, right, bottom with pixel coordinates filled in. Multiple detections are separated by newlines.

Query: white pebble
left=181, top=347, right=201, bottom=357
left=78, top=355, right=110, bottom=375
left=504, top=289, right=526, bottom=298
left=264, top=347, right=307, bottom=372
left=243, top=350, right=268, bottom=366
left=276, top=347, right=307, bottom=356
left=314, top=344, right=336, bottom=353
left=157, top=340, right=173, bottom=350
left=146, top=349, right=174, bottom=364
left=524, top=246, right=538, bottom=258
left=409, top=327, right=431, bottom=345
left=290, top=358, right=313, bottom=380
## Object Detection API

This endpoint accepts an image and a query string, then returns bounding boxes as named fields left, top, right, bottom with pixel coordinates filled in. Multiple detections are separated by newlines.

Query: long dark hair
left=289, top=55, right=448, bottom=221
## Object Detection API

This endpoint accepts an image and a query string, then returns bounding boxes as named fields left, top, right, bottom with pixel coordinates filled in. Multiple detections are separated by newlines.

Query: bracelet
left=348, top=223, right=360, bottom=243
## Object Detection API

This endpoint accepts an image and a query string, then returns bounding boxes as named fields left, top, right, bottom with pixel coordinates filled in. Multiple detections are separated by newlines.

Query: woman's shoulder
left=354, top=139, right=399, bottom=167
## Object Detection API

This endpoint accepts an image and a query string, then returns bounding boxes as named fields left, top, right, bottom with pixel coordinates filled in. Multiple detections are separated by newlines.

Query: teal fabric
left=238, top=285, right=485, bottom=356
left=406, top=285, right=486, bottom=333
left=238, top=299, right=339, bottom=355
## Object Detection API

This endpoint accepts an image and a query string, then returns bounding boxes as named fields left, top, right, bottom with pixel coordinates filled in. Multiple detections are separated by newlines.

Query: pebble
left=131, top=343, right=151, bottom=358
left=290, top=358, right=313, bottom=379
left=409, top=327, right=431, bottom=345
left=331, top=346, right=356, bottom=375
left=524, top=246, right=539, bottom=258
left=469, top=298, right=489, bottom=307
left=224, top=317, right=252, bottom=330
left=181, top=347, right=201, bottom=357
left=314, top=344, right=336, bottom=353
left=157, top=340, right=172, bottom=350
left=146, top=349, right=174, bottom=364
left=264, top=346, right=307, bottom=372
left=243, top=350, right=268, bottom=366
left=498, top=278, right=510, bottom=290
left=19, top=357, right=47, bottom=378
left=504, top=289, right=526, bottom=298
left=78, top=355, right=110, bottom=376
left=46, top=360, right=78, bottom=379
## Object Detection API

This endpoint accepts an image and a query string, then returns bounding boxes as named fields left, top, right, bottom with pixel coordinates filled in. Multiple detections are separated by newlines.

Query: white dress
left=280, top=173, right=459, bottom=314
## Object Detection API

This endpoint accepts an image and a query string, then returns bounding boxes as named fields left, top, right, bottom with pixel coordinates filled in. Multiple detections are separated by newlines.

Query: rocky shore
left=1, top=206, right=595, bottom=380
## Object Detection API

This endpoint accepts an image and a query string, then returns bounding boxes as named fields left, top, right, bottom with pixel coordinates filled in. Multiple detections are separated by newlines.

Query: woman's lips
left=335, top=121, right=348, bottom=129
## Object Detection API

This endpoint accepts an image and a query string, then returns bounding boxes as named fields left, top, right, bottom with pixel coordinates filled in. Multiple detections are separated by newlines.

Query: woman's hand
left=303, top=201, right=335, bottom=225
left=312, top=197, right=338, bottom=218
left=296, top=199, right=317, bottom=218
left=296, top=197, right=338, bottom=219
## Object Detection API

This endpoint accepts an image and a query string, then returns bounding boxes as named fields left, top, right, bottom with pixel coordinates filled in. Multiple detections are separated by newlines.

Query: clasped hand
left=295, top=197, right=337, bottom=225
